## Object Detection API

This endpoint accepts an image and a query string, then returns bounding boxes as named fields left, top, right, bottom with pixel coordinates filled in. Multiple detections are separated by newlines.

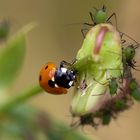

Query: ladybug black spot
left=39, top=75, right=42, bottom=81
left=48, top=80, right=55, bottom=88
left=45, top=65, right=48, bottom=70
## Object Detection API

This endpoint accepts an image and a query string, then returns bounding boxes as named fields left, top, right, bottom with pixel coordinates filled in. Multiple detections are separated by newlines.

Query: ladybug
left=39, top=61, right=76, bottom=95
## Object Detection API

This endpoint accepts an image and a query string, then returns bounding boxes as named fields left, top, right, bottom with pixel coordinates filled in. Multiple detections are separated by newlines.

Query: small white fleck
left=51, top=77, right=55, bottom=81
left=69, top=81, right=73, bottom=86
left=61, top=68, right=67, bottom=73
left=55, top=84, right=59, bottom=88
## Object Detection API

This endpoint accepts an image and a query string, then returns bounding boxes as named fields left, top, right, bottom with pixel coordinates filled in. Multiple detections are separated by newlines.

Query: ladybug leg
left=60, top=59, right=77, bottom=68
left=60, top=60, right=72, bottom=67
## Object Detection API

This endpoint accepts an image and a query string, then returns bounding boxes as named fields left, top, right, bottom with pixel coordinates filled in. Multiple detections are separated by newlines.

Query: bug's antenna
left=119, top=31, right=140, bottom=46
left=93, top=6, right=98, bottom=11
left=102, top=5, right=106, bottom=12
left=64, top=22, right=83, bottom=27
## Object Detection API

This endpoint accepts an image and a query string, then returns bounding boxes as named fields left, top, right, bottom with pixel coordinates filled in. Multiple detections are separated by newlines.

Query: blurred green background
left=0, top=0, right=140, bottom=140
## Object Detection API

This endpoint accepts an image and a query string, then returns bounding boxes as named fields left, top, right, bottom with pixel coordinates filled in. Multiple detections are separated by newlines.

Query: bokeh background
left=0, top=0, right=140, bottom=140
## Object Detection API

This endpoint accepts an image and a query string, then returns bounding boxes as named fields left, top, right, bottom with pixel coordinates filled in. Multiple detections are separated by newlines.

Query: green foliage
left=0, top=31, right=25, bottom=89
left=0, top=23, right=35, bottom=90
left=0, top=104, right=91, bottom=140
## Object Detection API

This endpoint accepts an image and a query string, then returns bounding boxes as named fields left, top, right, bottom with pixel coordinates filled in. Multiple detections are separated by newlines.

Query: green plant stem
left=0, top=84, right=43, bottom=113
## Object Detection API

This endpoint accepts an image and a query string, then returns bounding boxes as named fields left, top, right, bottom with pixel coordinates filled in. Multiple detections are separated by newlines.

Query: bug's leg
left=121, top=39, right=126, bottom=45
left=107, top=13, right=118, bottom=29
left=119, top=32, right=126, bottom=44
left=60, top=60, right=72, bottom=67
left=93, top=6, right=98, bottom=11
left=83, top=22, right=94, bottom=27
left=106, top=12, right=125, bottom=45
left=107, top=12, right=139, bottom=47
left=132, top=43, right=140, bottom=49
left=71, top=58, right=77, bottom=65
left=81, top=28, right=89, bottom=38
left=119, top=31, right=140, bottom=47
left=131, top=65, right=140, bottom=71
left=127, top=61, right=139, bottom=70
left=89, top=12, right=94, bottom=23
left=107, top=21, right=113, bottom=25
left=106, top=12, right=126, bottom=45
left=132, top=60, right=140, bottom=67
left=70, top=119, right=80, bottom=128
left=60, top=59, right=78, bottom=72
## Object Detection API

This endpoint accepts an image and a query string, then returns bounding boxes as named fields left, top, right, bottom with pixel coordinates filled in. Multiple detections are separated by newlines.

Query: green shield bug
left=84, top=5, right=116, bottom=26
left=82, top=5, right=117, bottom=37
left=122, top=44, right=140, bottom=71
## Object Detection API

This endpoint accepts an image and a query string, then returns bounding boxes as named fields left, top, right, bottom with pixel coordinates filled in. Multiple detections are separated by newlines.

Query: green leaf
left=46, top=121, right=92, bottom=140
left=0, top=23, right=35, bottom=90
left=0, top=104, right=92, bottom=140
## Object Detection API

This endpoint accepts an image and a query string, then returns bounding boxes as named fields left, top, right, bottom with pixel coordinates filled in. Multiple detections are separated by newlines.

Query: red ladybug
left=39, top=61, right=76, bottom=95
